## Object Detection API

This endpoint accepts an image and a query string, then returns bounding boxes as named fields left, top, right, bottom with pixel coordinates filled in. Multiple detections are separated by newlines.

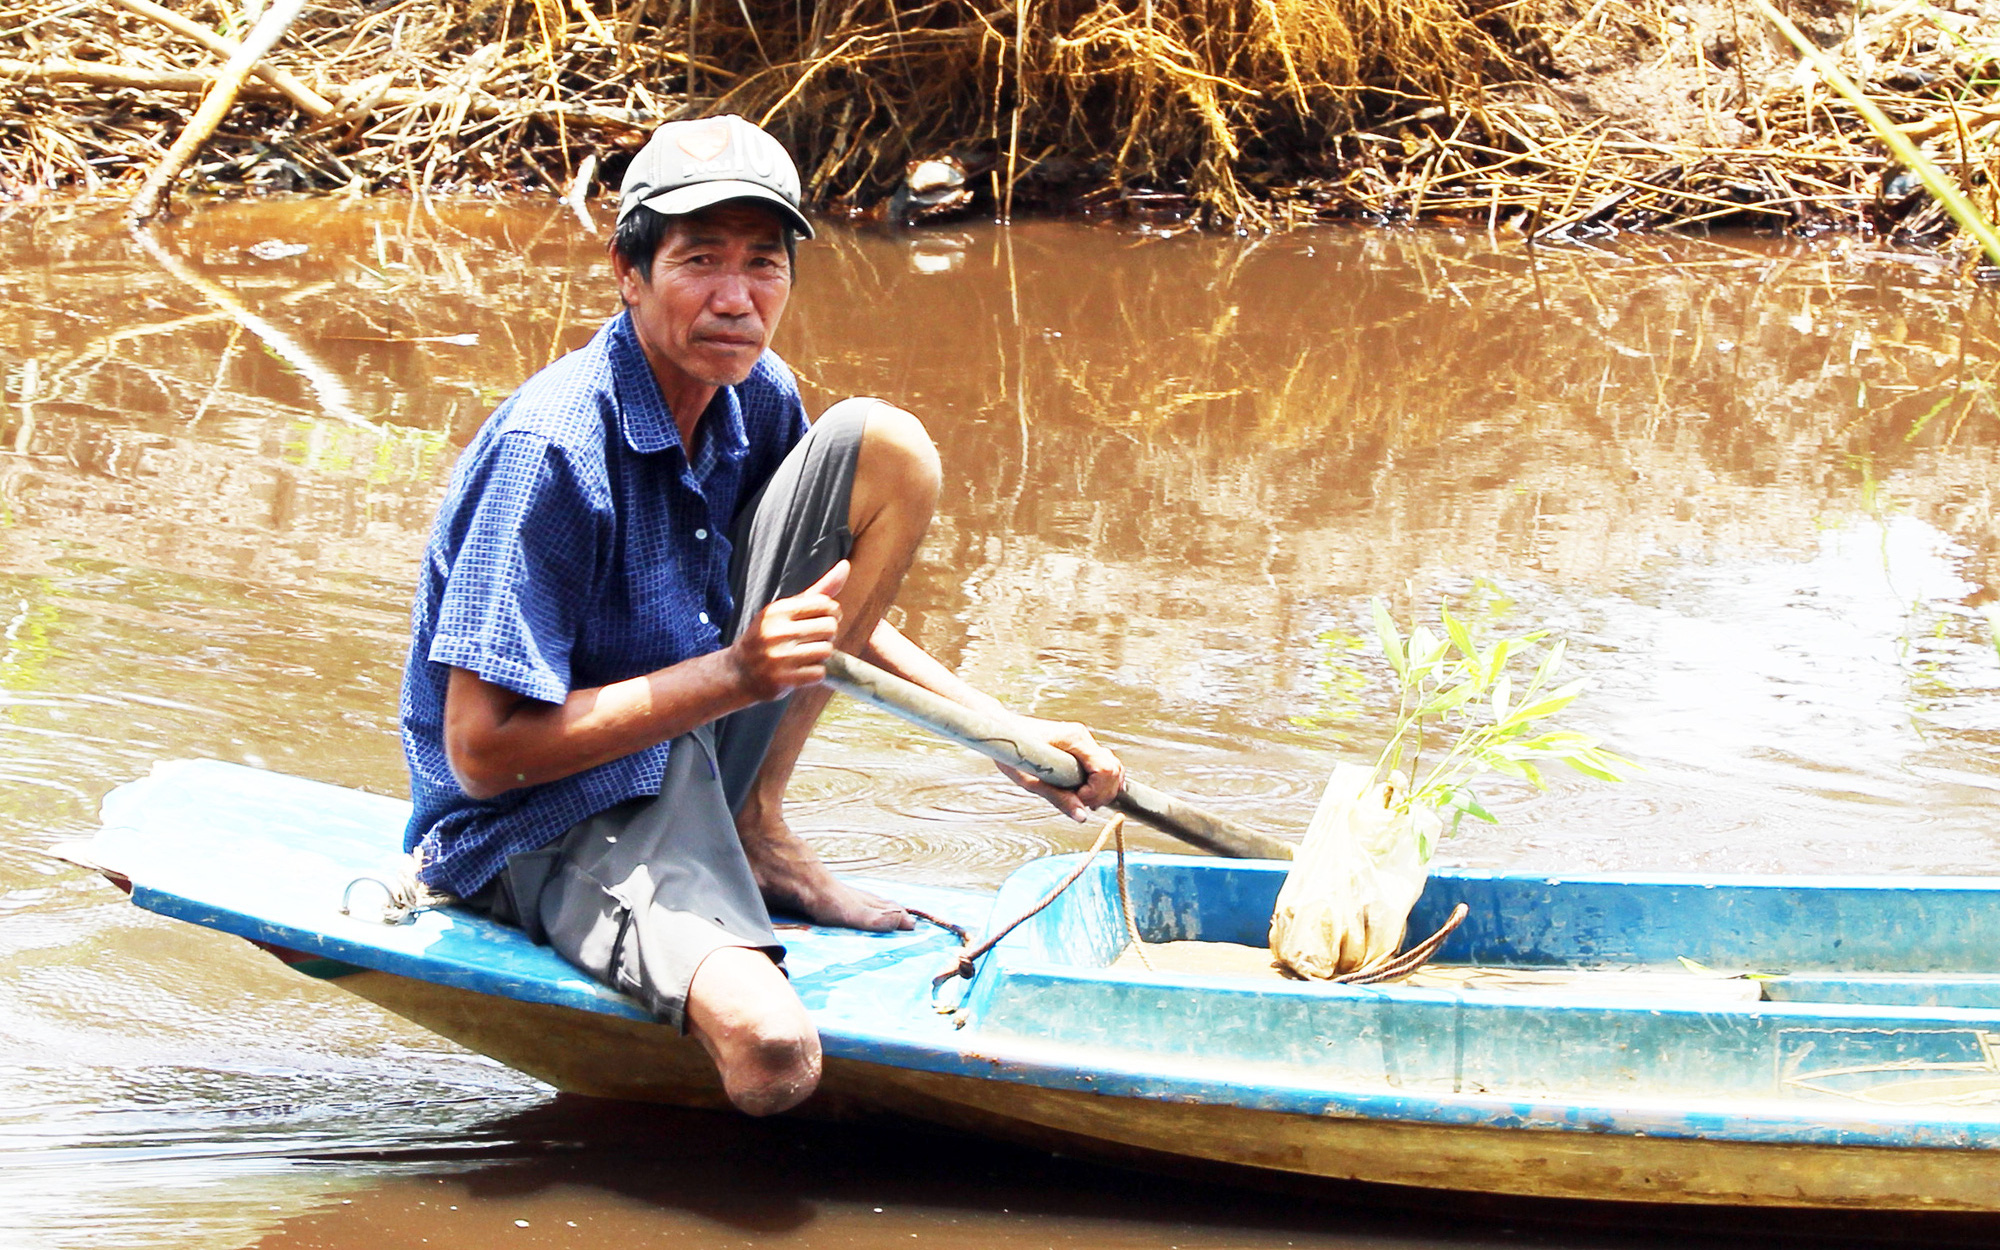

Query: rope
left=905, top=907, right=968, bottom=943
left=932, top=813, right=1128, bottom=991
left=1113, top=816, right=1152, bottom=971
left=1330, top=902, right=1470, bottom=984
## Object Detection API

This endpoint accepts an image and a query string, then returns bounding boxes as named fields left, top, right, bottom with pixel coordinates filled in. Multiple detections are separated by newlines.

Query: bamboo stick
left=126, top=0, right=314, bottom=228
left=824, top=652, right=1294, bottom=861
left=1002, top=0, right=1028, bottom=223
left=107, top=0, right=335, bottom=120
left=1749, top=0, right=2000, bottom=266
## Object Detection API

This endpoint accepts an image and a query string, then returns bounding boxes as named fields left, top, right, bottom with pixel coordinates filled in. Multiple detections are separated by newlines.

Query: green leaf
left=1565, top=758, right=1624, bottom=782
left=1372, top=598, right=1407, bottom=679
left=1490, top=673, right=1512, bottom=721
left=1442, top=604, right=1477, bottom=660
left=1498, top=696, right=1577, bottom=730
left=1417, top=677, right=1482, bottom=716
left=1529, top=638, right=1568, bottom=690
left=1523, top=730, right=1593, bottom=752
left=1566, top=748, right=1640, bottom=782
left=1408, top=625, right=1445, bottom=668
left=1445, top=788, right=1498, bottom=824
left=1501, top=678, right=1588, bottom=728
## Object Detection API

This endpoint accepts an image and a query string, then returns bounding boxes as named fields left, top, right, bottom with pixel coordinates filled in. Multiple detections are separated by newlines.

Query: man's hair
left=612, top=203, right=799, bottom=282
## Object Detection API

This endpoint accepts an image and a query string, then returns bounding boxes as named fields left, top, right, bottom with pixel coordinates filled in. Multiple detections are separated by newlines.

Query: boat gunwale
left=130, top=882, right=658, bottom=1020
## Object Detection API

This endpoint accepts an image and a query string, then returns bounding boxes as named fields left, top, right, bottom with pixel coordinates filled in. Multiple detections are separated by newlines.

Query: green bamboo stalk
left=1748, top=0, right=2000, bottom=266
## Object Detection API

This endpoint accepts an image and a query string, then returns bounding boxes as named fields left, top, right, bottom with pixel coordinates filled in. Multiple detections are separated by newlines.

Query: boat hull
left=339, top=965, right=2000, bottom=1211
left=75, top=761, right=2000, bottom=1214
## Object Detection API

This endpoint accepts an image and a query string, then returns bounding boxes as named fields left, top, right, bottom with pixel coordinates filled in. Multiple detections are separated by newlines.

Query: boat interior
left=956, top=855, right=2000, bottom=1107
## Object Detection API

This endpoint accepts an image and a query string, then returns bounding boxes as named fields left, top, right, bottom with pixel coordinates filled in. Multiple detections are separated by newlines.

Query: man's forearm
left=446, top=653, right=761, bottom=799
left=449, top=563, right=848, bottom=799
left=856, top=619, right=1126, bottom=816
left=859, top=620, right=1008, bottom=716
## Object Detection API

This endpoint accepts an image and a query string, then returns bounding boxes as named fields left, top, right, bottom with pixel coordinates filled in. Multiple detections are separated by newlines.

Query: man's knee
left=846, top=399, right=941, bottom=502
left=686, top=945, right=823, bottom=1116
left=725, top=1015, right=823, bottom=1116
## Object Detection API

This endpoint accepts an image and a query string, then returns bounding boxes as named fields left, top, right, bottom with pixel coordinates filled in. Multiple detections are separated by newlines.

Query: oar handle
left=823, top=651, right=1293, bottom=861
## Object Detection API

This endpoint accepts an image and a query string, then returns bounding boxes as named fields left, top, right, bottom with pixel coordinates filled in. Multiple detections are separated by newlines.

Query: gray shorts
left=475, top=397, right=886, bottom=1030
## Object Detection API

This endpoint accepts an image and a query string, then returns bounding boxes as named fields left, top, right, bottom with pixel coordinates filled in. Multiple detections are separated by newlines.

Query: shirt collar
left=606, top=311, right=751, bottom=466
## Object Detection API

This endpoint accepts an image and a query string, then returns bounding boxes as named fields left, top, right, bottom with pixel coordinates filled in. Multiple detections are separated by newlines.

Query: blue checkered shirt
left=400, top=311, right=809, bottom=897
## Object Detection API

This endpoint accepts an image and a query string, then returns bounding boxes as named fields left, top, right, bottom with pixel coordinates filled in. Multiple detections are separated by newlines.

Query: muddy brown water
left=0, top=197, right=1997, bottom=1249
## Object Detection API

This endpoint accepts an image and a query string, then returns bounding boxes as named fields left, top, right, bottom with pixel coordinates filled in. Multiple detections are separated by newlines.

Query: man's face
left=615, top=202, right=792, bottom=393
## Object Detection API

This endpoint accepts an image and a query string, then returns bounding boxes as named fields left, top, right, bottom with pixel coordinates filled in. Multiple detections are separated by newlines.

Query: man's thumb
left=805, top=559, right=850, bottom=599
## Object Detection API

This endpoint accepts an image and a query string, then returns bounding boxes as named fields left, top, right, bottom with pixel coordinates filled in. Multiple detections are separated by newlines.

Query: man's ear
left=610, top=247, right=642, bottom=308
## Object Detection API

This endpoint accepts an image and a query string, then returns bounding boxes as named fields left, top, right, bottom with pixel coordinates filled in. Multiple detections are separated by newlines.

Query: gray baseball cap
left=616, top=114, right=815, bottom=240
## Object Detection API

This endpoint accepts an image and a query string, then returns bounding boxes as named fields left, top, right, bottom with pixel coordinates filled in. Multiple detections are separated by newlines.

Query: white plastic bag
left=1268, top=763, right=1437, bottom=980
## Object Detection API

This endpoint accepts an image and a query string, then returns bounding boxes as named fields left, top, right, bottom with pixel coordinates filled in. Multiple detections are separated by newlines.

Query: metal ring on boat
left=340, top=875, right=411, bottom=924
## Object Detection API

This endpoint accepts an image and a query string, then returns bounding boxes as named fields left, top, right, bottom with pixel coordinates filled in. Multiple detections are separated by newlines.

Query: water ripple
left=807, top=825, right=1058, bottom=884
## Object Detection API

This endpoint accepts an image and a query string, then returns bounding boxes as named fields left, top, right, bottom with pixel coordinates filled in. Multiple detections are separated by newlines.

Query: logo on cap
left=676, top=120, right=732, bottom=163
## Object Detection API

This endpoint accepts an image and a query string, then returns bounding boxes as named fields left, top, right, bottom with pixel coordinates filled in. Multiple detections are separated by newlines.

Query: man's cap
left=617, top=115, right=814, bottom=240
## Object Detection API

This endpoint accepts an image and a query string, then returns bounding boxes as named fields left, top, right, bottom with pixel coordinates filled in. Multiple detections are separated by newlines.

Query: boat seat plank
left=1109, top=941, right=1766, bottom=1003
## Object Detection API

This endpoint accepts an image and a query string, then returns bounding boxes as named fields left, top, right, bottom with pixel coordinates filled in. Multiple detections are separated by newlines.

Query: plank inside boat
left=1107, top=940, right=1767, bottom=1003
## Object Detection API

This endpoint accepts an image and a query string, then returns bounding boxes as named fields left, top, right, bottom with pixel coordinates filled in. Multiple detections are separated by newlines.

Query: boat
left=57, top=757, right=2000, bottom=1212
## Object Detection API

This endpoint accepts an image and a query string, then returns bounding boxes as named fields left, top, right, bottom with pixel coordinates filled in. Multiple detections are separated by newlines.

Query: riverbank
left=1, top=0, right=1995, bottom=253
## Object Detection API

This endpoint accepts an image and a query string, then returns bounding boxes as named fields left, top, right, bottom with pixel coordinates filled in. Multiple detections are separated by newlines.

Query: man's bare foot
left=737, top=803, right=912, bottom=931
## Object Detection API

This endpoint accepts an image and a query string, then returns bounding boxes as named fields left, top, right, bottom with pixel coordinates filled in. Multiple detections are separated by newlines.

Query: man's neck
left=665, top=383, right=716, bottom=453
left=646, top=355, right=717, bottom=454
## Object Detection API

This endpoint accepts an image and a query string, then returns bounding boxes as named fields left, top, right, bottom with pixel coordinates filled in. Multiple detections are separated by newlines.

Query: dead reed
left=0, top=0, right=1994, bottom=252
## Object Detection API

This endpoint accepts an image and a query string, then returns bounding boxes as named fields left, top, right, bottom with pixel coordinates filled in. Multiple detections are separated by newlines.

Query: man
left=399, top=115, right=1122, bottom=1117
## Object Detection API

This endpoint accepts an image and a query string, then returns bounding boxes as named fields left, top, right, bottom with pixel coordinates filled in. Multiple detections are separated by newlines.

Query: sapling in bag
left=1269, top=600, right=1634, bottom=981
left=1269, top=764, right=1440, bottom=979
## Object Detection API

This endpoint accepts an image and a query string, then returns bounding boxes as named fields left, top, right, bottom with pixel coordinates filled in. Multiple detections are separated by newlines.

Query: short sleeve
left=426, top=432, right=602, bottom=704
left=735, top=353, right=810, bottom=497
left=765, top=353, right=811, bottom=444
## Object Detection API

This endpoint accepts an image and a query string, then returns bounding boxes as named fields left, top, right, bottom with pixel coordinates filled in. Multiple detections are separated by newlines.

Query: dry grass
left=0, top=0, right=1994, bottom=249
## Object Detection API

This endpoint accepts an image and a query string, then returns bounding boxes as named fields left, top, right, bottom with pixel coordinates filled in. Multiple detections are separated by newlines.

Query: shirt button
left=694, top=528, right=708, bottom=540
left=698, top=612, right=711, bottom=625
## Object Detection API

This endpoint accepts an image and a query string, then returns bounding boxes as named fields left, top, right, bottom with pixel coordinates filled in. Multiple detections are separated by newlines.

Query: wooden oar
left=824, top=651, right=1294, bottom=860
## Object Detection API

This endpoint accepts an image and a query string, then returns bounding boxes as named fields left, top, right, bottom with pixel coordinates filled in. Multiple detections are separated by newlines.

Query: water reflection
left=17, top=1094, right=1988, bottom=1250
left=0, top=198, right=1997, bottom=1247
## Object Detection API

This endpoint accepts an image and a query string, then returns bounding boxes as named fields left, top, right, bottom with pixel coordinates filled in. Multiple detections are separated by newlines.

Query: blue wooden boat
left=60, top=758, right=2000, bottom=1211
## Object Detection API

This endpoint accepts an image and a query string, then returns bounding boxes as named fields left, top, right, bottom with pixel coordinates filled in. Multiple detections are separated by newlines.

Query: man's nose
left=708, top=271, right=755, bottom=316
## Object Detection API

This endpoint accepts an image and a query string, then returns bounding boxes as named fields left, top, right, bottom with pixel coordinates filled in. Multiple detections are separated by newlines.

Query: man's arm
left=445, top=562, right=849, bottom=799
left=859, top=618, right=1124, bottom=821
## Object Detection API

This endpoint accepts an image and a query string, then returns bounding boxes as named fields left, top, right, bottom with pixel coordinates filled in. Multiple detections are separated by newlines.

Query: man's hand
left=728, top=561, right=849, bottom=702
left=857, top=617, right=1125, bottom=822
left=998, top=717, right=1125, bottom=822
